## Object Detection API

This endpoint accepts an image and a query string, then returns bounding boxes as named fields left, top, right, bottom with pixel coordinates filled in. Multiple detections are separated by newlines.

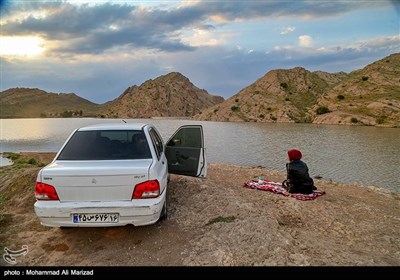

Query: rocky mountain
left=194, top=67, right=346, bottom=123
left=195, top=53, right=400, bottom=127
left=312, top=53, right=400, bottom=126
left=102, top=72, right=224, bottom=118
left=0, top=88, right=99, bottom=118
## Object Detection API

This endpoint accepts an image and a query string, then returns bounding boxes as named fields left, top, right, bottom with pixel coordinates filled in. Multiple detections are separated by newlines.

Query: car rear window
left=57, top=130, right=152, bottom=160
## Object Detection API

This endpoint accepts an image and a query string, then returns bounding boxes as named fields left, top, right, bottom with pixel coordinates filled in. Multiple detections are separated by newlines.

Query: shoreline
left=1, top=151, right=399, bottom=195
left=1, top=116, right=399, bottom=128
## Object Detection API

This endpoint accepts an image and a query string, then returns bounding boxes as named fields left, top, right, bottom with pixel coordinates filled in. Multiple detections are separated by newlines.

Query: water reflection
left=0, top=155, right=12, bottom=167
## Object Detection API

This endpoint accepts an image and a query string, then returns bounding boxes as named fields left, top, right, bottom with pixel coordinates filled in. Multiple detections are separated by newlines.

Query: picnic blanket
left=243, top=179, right=326, bottom=201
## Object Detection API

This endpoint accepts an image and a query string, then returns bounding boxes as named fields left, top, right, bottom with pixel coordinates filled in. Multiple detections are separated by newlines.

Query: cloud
left=270, top=34, right=400, bottom=70
left=177, top=0, right=388, bottom=22
left=181, top=27, right=232, bottom=47
left=1, top=1, right=199, bottom=55
left=1, top=0, right=393, bottom=56
left=280, top=27, right=295, bottom=35
left=299, top=35, right=313, bottom=47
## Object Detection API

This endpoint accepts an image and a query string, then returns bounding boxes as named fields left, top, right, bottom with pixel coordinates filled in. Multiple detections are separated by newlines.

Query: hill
left=0, top=88, right=99, bottom=118
left=102, top=72, right=224, bottom=118
left=194, top=53, right=400, bottom=127
left=312, top=53, right=400, bottom=126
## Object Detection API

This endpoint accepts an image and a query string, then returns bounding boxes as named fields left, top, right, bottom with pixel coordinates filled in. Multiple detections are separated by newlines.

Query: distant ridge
left=0, top=88, right=99, bottom=118
left=2, top=53, right=399, bottom=127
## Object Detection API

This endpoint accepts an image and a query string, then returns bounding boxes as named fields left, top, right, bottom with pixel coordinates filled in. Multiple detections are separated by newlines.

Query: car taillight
left=35, top=182, right=60, bottom=200
left=132, top=180, right=160, bottom=199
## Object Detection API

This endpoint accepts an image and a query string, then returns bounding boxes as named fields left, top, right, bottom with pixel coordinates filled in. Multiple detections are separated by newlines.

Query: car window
left=57, top=130, right=152, bottom=160
left=167, top=127, right=202, bottom=148
left=149, top=128, right=164, bottom=160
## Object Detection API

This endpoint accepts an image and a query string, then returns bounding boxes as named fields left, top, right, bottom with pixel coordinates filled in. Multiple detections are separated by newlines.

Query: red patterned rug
left=243, top=179, right=326, bottom=201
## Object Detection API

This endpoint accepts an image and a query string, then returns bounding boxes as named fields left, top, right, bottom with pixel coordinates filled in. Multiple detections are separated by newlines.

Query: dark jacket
left=285, top=160, right=314, bottom=194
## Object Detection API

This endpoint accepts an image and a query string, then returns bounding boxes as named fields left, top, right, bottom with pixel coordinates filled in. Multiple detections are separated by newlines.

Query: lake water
left=1, top=118, right=399, bottom=193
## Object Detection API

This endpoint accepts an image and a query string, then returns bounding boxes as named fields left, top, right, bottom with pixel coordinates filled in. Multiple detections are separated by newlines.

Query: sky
left=1, top=0, right=399, bottom=104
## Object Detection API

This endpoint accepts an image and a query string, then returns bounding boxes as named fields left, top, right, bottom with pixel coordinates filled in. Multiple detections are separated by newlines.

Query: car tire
left=159, top=199, right=168, bottom=221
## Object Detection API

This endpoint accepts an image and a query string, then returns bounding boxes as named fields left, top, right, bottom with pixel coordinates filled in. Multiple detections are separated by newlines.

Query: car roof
left=77, top=123, right=150, bottom=131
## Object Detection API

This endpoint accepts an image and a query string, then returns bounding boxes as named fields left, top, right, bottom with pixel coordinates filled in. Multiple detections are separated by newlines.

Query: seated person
left=282, top=149, right=316, bottom=194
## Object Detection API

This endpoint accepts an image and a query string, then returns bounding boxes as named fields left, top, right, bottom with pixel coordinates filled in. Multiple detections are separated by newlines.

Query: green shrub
left=337, top=94, right=345, bottom=100
left=376, top=116, right=387, bottom=124
left=61, top=110, right=73, bottom=118
left=285, top=98, right=290, bottom=101
left=271, top=116, right=277, bottom=121
left=351, top=117, right=359, bottom=123
left=235, top=98, right=239, bottom=102
left=361, top=76, right=369, bottom=81
left=280, top=83, right=288, bottom=89
left=231, top=106, right=239, bottom=112
left=316, top=106, right=330, bottom=115
left=27, top=158, right=37, bottom=165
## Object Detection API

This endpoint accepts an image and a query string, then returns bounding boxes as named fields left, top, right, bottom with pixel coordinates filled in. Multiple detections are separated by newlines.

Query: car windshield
left=57, top=130, right=152, bottom=160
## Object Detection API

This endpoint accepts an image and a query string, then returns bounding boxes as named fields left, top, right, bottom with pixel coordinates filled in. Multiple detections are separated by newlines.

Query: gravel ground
left=1, top=153, right=399, bottom=267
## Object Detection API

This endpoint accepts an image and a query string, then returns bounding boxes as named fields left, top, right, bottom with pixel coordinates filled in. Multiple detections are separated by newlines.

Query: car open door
left=165, top=125, right=207, bottom=178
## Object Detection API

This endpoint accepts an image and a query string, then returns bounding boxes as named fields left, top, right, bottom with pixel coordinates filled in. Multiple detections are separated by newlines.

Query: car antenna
left=122, top=119, right=127, bottom=123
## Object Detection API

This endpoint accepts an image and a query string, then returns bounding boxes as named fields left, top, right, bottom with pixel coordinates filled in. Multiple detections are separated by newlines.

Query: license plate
left=73, top=213, right=119, bottom=223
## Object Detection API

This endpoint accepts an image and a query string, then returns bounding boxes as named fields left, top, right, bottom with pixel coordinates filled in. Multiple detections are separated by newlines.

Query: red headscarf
left=288, top=149, right=302, bottom=161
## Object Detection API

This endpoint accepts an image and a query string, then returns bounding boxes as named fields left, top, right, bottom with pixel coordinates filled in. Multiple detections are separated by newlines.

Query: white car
left=34, top=123, right=207, bottom=227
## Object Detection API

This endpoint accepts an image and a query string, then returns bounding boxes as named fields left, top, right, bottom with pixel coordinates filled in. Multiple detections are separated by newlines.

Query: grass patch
left=2, top=153, right=46, bottom=169
left=0, top=193, right=7, bottom=203
left=206, top=215, right=236, bottom=226
left=3, top=152, right=21, bottom=161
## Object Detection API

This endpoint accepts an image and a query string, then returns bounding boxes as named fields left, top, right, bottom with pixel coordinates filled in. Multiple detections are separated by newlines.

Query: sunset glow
left=0, top=36, right=44, bottom=57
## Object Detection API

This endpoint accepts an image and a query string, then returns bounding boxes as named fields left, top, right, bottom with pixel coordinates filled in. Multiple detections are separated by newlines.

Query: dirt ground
left=0, top=152, right=399, bottom=267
